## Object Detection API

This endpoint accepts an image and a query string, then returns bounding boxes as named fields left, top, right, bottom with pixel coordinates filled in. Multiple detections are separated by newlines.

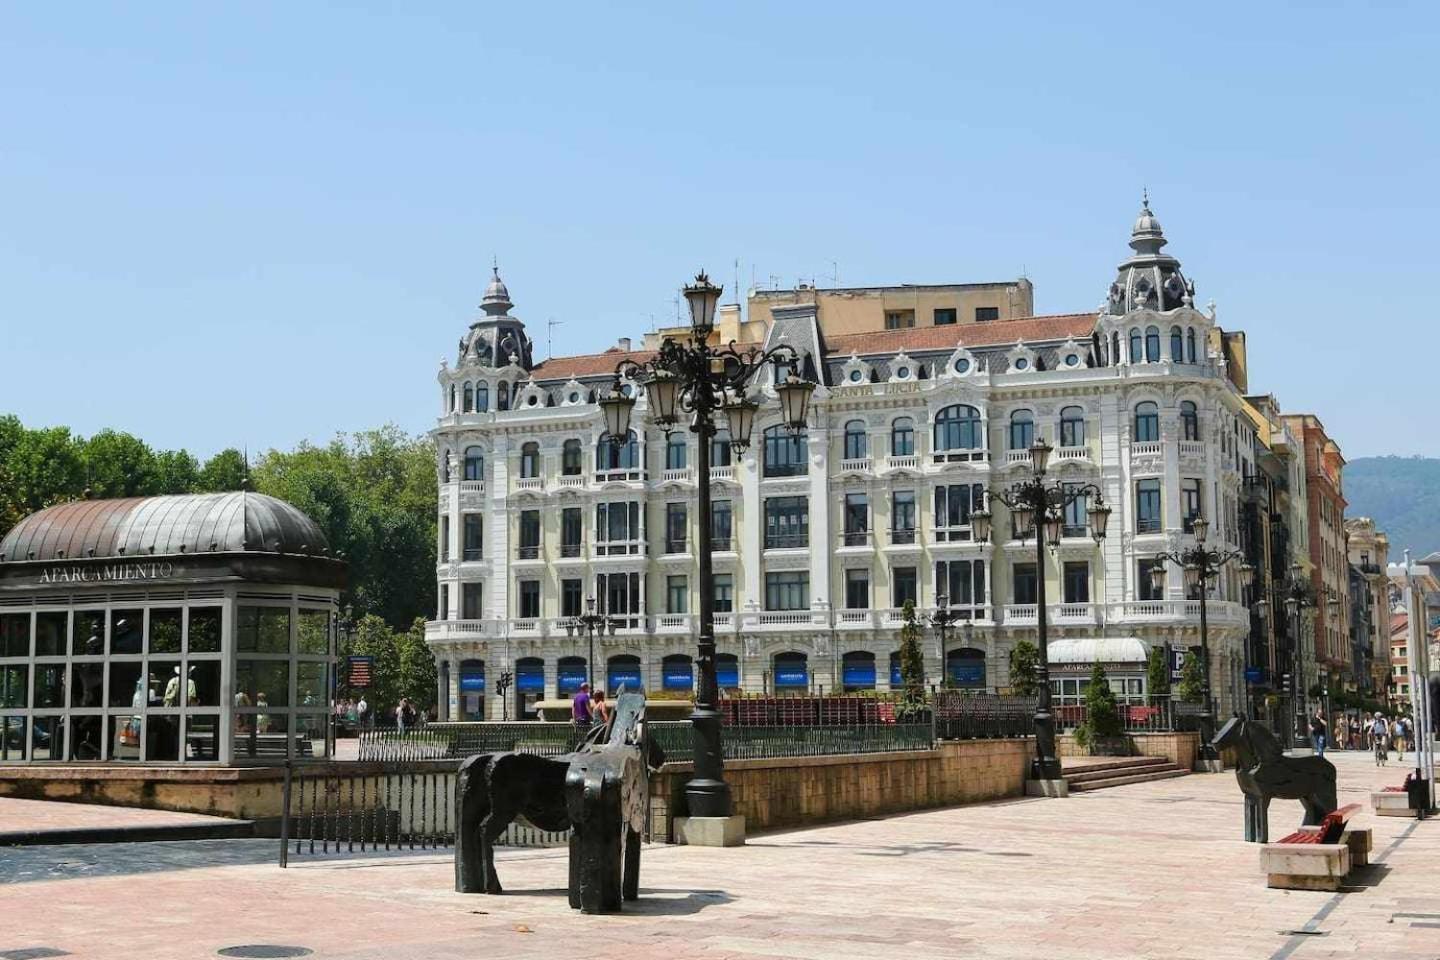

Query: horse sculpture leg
left=622, top=823, right=641, bottom=901
left=1257, top=797, right=1270, bottom=844
left=479, top=801, right=513, bottom=894
left=1243, top=796, right=1257, bottom=843
left=455, top=756, right=491, bottom=894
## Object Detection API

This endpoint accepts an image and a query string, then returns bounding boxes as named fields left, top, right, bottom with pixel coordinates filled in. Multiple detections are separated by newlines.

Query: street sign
left=1245, top=666, right=1264, bottom=683
left=347, top=655, right=374, bottom=688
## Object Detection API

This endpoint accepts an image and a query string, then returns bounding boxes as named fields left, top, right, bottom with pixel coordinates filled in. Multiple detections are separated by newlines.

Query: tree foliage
left=1147, top=645, right=1171, bottom=700
left=897, top=600, right=926, bottom=699
left=1177, top=648, right=1206, bottom=704
left=1008, top=639, right=1040, bottom=696
left=1077, top=663, right=1123, bottom=746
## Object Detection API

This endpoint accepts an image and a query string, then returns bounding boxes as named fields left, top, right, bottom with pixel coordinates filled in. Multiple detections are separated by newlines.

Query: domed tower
left=1104, top=194, right=1195, bottom=316
left=458, top=267, right=534, bottom=370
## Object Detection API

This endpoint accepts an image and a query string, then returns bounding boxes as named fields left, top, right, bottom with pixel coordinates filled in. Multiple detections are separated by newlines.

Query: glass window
left=933, top=307, right=957, bottom=325
left=35, top=612, right=66, bottom=657
left=463, top=582, right=485, bottom=620
left=765, top=572, right=809, bottom=611
left=1145, top=325, right=1161, bottom=362
left=234, top=713, right=288, bottom=760
left=0, top=717, right=22, bottom=761
left=764, top=496, right=809, bottom=549
left=560, top=579, right=582, bottom=618
left=1063, top=562, right=1090, bottom=603
left=1182, top=479, right=1203, bottom=533
left=558, top=656, right=587, bottom=696
left=108, top=610, right=143, bottom=655
left=108, top=661, right=143, bottom=708
left=237, top=607, right=290, bottom=653
left=497, top=381, right=510, bottom=411
left=1012, top=563, right=1038, bottom=605
left=190, top=661, right=220, bottom=707
left=463, top=514, right=484, bottom=561
left=34, top=663, right=65, bottom=708
left=73, top=610, right=106, bottom=656
left=975, top=306, right=999, bottom=322
left=146, top=715, right=181, bottom=762
left=463, top=382, right=473, bottom=412
left=1136, top=479, right=1162, bottom=533
left=562, top=438, right=583, bottom=475
left=666, top=434, right=687, bottom=470
left=1138, top=558, right=1164, bottom=601
left=0, top=665, right=27, bottom=708
left=667, top=575, right=689, bottom=614
left=1129, top=328, right=1142, bottom=363
left=665, top=503, right=688, bottom=553
left=297, top=662, right=327, bottom=708
left=884, top=311, right=914, bottom=329
left=763, top=426, right=808, bottom=477
left=31, top=716, right=64, bottom=760
left=1134, top=402, right=1159, bottom=442
left=893, top=566, right=918, bottom=607
left=0, top=614, right=30, bottom=658
left=845, top=569, right=870, bottom=610
left=596, top=501, right=641, bottom=547
left=890, top=417, right=915, bottom=456
left=662, top=654, right=694, bottom=692
left=843, top=421, right=867, bottom=460
left=934, top=560, right=986, bottom=608
left=1180, top=401, right=1199, bottom=441
left=518, top=510, right=541, bottom=554
left=934, top=483, right=985, bottom=538
left=711, top=430, right=732, bottom=467
left=188, top=608, right=222, bottom=653
left=1186, top=328, right=1197, bottom=364
left=70, top=662, right=103, bottom=708
left=520, top=442, right=541, bottom=478
left=298, top=610, right=329, bottom=656
left=1062, top=483, right=1089, bottom=537
left=464, top=446, right=484, bottom=481
left=711, top=500, right=733, bottom=550
left=713, top=573, right=734, bottom=613
left=933, top=405, right=982, bottom=452
left=774, top=652, right=809, bottom=689
left=518, top=580, right=541, bottom=619
left=560, top=507, right=583, bottom=556
left=1059, top=407, right=1085, bottom=447
left=475, top=382, right=489, bottom=412
left=1170, top=326, right=1184, bottom=361
left=597, top=431, right=640, bottom=471
left=843, top=493, right=869, bottom=544
left=892, top=491, right=916, bottom=543
left=1008, top=410, right=1034, bottom=450
left=108, top=715, right=143, bottom=762
left=236, top=659, right=290, bottom=707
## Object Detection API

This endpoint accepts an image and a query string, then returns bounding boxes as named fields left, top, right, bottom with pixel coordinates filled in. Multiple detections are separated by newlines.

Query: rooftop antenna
left=733, top=258, right=741, bottom=305
left=830, top=260, right=839, bottom=287
left=546, top=317, right=563, bottom=359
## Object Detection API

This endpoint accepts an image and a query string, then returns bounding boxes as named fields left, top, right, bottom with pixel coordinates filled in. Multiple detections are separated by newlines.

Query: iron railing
left=932, top=691, right=1037, bottom=740
left=1050, top=695, right=1206, bottom=734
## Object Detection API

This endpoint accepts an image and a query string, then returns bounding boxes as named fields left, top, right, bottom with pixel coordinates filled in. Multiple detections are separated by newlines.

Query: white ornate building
left=426, top=204, right=1257, bottom=722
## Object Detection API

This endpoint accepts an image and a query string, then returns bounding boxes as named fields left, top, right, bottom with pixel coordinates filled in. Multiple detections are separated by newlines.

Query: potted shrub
left=1075, top=663, right=1129, bottom=756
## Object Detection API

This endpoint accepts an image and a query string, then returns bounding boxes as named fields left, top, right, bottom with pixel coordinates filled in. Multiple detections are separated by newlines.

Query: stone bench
left=1260, top=804, right=1360, bottom=892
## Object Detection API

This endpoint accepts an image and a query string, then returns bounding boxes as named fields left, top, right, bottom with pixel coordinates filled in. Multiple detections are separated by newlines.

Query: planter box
left=1261, top=841, right=1351, bottom=891
left=1087, top=736, right=1133, bottom=757
left=1371, top=790, right=1417, bottom=817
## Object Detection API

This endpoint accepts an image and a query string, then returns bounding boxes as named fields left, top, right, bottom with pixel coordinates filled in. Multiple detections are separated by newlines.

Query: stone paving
left=0, top=795, right=242, bottom=836
left=1, top=751, right=1436, bottom=960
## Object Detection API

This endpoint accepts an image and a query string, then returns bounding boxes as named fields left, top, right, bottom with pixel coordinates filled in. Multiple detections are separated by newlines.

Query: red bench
left=1275, top=803, right=1360, bottom=846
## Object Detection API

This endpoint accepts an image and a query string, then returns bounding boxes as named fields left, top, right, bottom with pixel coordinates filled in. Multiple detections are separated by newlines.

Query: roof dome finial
left=481, top=263, right=513, bottom=316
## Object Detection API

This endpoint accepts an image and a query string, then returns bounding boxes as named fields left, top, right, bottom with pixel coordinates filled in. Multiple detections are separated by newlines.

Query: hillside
left=1344, top=456, right=1440, bottom=560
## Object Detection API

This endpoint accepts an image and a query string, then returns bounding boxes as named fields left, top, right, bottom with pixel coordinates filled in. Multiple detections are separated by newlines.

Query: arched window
left=1111, top=332, right=1121, bottom=367
left=945, top=647, right=986, bottom=689
left=665, top=433, right=687, bottom=470
left=891, top=417, right=915, bottom=457
left=497, top=382, right=510, bottom=411
left=1145, top=325, right=1161, bottom=363
left=450, top=384, right=457, bottom=413
left=933, top=404, right=982, bottom=451
left=562, top=438, right=583, bottom=476
left=597, top=431, right=639, bottom=471
left=1186, top=327, right=1197, bottom=364
left=1170, top=326, right=1184, bottom=361
left=763, top=425, right=807, bottom=477
left=458, top=659, right=485, bottom=720
left=463, top=446, right=484, bottom=481
left=1134, top=401, right=1160, bottom=442
left=1008, top=409, right=1034, bottom=450
left=1128, top=328, right=1143, bottom=363
left=1180, top=401, right=1199, bottom=441
left=843, top=420, right=868, bottom=460
left=514, top=656, right=545, bottom=719
left=841, top=651, right=877, bottom=692
left=716, top=652, right=740, bottom=691
left=475, top=382, right=490, bottom=412
left=661, top=654, right=694, bottom=692
left=606, top=654, right=643, bottom=695
left=710, top=429, right=732, bottom=466
left=463, top=382, right=473, bottom=413
left=557, top=656, right=587, bottom=696
left=520, top=441, right=541, bottom=479
left=1059, top=406, right=1085, bottom=447
left=441, top=450, right=452, bottom=483
left=773, top=651, right=809, bottom=691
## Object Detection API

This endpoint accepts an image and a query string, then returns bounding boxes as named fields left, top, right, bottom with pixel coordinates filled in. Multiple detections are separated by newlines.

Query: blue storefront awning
left=459, top=668, right=485, bottom=693
left=716, top=657, right=739, bottom=688
left=842, top=660, right=876, bottom=688
left=775, top=660, right=808, bottom=688
left=557, top=662, right=587, bottom=695
left=662, top=662, right=693, bottom=691
left=516, top=663, right=545, bottom=692
left=947, top=659, right=985, bottom=687
left=608, top=666, right=643, bottom=694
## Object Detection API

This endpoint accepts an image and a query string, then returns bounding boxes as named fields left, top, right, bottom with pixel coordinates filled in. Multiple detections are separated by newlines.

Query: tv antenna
left=546, top=317, right=563, bottom=359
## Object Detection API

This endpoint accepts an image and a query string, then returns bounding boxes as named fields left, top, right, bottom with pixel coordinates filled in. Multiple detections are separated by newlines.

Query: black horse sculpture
left=1212, top=716, right=1337, bottom=843
left=454, top=692, right=663, bottom=913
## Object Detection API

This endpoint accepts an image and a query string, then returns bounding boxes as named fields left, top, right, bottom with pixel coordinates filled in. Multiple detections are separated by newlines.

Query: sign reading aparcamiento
left=38, top=562, right=176, bottom=584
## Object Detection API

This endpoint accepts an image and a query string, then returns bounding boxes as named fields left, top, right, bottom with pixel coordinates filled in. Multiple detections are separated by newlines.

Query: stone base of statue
left=674, top=815, right=746, bottom=847
left=1025, top=778, right=1069, bottom=798
left=1197, top=758, right=1225, bottom=773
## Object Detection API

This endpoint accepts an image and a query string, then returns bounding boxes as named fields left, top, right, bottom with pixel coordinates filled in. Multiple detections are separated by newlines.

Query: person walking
left=1393, top=715, right=1407, bottom=761
left=1371, top=712, right=1389, bottom=766
left=357, top=695, right=369, bottom=728
left=1310, top=708, right=1328, bottom=757
left=396, top=698, right=408, bottom=733
left=592, top=689, right=612, bottom=729
left=572, top=682, right=593, bottom=730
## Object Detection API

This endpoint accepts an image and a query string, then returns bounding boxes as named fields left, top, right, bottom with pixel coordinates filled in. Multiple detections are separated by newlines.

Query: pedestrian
left=572, top=682, right=593, bottom=729
left=396, top=698, right=409, bottom=733
left=592, top=689, right=611, bottom=729
left=1392, top=715, right=1406, bottom=761
left=357, top=695, right=369, bottom=728
left=1310, top=708, right=1328, bottom=757
left=1371, top=712, right=1388, bottom=766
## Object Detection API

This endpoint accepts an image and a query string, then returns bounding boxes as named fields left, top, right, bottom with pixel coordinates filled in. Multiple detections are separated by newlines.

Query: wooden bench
left=1374, top=774, right=1419, bottom=816
left=1262, top=804, right=1366, bottom=891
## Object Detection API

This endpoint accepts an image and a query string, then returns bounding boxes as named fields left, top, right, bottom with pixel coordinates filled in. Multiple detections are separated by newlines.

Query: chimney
left=617, top=336, right=631, bottom=352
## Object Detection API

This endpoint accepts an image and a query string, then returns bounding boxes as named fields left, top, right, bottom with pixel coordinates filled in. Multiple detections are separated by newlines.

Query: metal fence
left=1050, top=696, right=1206, bottom=734
left=932, top=692, right=1037, bottom=740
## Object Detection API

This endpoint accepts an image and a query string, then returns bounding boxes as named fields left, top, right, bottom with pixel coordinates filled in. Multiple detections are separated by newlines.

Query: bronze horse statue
left=1212, top=716, right=1336, bottom=843
left=454, top=692, right=664, bottom=913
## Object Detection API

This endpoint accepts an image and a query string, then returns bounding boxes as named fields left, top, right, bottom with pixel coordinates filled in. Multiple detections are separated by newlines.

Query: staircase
left=1063, top=756, right=1189, bottom=792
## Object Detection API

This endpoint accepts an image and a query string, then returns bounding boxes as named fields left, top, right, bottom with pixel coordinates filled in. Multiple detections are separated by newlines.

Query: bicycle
left=1374, top=733, right=1388, bottom=766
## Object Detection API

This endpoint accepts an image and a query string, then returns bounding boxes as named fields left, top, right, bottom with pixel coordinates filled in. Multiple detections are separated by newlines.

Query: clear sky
left=2, top=2, right=1435, bottom=459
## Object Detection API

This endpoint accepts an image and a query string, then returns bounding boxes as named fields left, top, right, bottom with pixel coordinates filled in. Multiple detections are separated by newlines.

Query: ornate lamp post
left=969, top=434, right=1112, bottom=782
left=599, top=271, right=814, bottom=819
left=1148, top=516, right=1251, bottom=763
left=564, top=596, right=618, bottom=689
left=1262, top=562, right=1316, bottom=752
left=928, top=595, right=965, bottom=688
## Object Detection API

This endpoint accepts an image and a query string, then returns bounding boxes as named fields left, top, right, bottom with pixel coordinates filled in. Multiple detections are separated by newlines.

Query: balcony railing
left=838, top=457, right=872, bottom=473
left=515, top=477, right=544, bottom=492
left=710, top=465, right=735, bottom=483
left=462, top=548, right=483, bottom=562
left=764, top=534, right=808, bottom=550
left=557, top=475, right=585, bottom=489
left=459, top=480, right=486, bottom=494
left=933, top=526, right=975, bottom=543
left=664, top=539, right=689, bottom=555
left=840, top=529, right=872, bottom=547
left=661, top=468, right=693, bottom=483
left=711, top=536, right=733, bottom=552
left=593, top=540, right=645, bottom=557
left=516, top=545, right=540, bottom=560
left=884, top=454, right=920, bottom=471
left=1178, top=440, right=1206, bottom=459
left=1132, top=441, right=1163, bottom=457
left=889, top=527, right=917, bottom=546
left=1003, top=449, right=1031, bottom=465
left=1054, top=446, right=1090, bottom=462
left=559, top=543, right=583, bottom=559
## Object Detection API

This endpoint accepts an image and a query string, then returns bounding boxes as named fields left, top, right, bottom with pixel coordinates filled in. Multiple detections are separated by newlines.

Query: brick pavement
left=1, top=750, right=1436, bottom=960
left=0, top=796, right=243, bottom=835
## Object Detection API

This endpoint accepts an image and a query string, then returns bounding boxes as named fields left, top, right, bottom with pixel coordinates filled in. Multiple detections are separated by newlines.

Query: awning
left=1048, top=636, right=1149, bottom=666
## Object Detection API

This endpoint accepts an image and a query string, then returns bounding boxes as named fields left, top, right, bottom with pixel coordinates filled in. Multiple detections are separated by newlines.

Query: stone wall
left=1055, top=731, right=1200, bottom=770
left=0, top=765, right=289, bottom=820
left=650, top=739, right=1032, bottom=840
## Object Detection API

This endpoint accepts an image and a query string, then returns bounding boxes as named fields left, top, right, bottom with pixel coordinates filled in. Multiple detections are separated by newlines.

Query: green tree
left=1177, top=648, right=1206, bottom=703
left=396, top=616, right=438, bottom=712
left=897, top=600, right=926, bottom=699
left=198, top=448, right=250, bottom=491
left=1008, top=639, right=1040, bottom=696
left=151, top=449, right=201, bottom=494
left=1077, top=663, right=1123, bottom=746
left=347, top=614, right=403, bottom=715
left=3, top=425, right=86, bottom=517
left=80, top=429, right=158, bottom=498
left=1147, top=646, right=1171, bottom=700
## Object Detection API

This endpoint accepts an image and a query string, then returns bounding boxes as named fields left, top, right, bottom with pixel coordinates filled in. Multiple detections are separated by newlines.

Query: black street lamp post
left=564, top=596, right=618, bottom=690
left=1257, top=563, right=1316, bottom=752
left=970, top=435, right=1112, bottom=782
left=928, top=596, right=965, bottom=687
left=599, top=271, right=815, bottom=819
left=1148, top=516, right=1251, bottom=762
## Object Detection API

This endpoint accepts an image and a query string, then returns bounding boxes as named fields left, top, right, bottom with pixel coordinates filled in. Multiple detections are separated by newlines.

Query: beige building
left=747, top=279, right=1035, bottom=338
left=1283, top=414, right=1350, bottom=681
left=1344, top=517, right=1390, bottom=694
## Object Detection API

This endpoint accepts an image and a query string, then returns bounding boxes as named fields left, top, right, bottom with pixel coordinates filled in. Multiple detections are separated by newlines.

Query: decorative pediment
left=513, top=380, right=548, bottom=410
left=887, top=350, right=918, bottom=383
left=1004, top=340, right=1038, bottom=374
left=838, top=352, right=874, bottom=386
left=1056, top=338, right=1087, bottom=370
left=559, top=379, right=588, bottom=406
left=942, top=343, right=981, bottom=379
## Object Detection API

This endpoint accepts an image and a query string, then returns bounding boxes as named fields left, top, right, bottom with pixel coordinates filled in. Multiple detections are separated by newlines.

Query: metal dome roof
left=480, top=266, right=513, bottom=316
left=0, top=492, right=330, bottom=563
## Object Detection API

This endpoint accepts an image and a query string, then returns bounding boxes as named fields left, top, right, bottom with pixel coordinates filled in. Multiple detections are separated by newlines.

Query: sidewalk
left=2, top=750, right=1435, bottom=959
left=0, top=796, right=253, bottom=845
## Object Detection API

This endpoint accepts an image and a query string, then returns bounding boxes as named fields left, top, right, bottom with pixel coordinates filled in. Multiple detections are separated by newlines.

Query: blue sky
left=2, top=2, right=1435, bottom=459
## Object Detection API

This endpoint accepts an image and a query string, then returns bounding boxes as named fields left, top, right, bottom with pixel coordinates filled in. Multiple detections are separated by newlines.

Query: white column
left=489, top=438, right=512, bottom=622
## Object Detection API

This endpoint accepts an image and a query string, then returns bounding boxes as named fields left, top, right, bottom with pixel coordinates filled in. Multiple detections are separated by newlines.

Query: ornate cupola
left=1104, top=193, right=1195, bottom=316
left=458, top=265, right=533, bottom=370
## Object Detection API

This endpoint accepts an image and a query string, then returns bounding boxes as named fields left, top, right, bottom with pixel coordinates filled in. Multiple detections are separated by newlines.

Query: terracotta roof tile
left=531, top=348, right=657, bottom=381
left=823, top=313, right=1097, bottom=357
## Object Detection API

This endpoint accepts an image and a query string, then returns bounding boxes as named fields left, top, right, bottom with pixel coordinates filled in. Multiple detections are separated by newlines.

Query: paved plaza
left=2, top=751, right=1437, bottom=960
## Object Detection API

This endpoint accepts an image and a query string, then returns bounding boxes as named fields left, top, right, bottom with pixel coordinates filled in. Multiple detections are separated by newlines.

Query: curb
left=0, top=820, right=256, bottom=846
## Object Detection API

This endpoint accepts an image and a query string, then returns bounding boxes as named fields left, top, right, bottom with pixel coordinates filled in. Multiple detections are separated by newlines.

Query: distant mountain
left=1344, top=456, right=1440, bottom=560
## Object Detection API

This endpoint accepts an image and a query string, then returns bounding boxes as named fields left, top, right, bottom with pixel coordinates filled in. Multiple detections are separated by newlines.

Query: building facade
left=1344, top=516, right=1390, bottom=695
left=425, top=204, right=1259, bottom=722
left=1283, top=415, right=1350, bottom=683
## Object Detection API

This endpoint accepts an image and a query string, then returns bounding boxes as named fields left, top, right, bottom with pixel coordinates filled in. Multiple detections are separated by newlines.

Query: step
left=1061, top=756, right=1171, bottom=777
left=1065, top=761, right=1177, bottom=786
left=0, top=819, right=256, bottom=847
left=1068, top=768, right=1191, bottom=792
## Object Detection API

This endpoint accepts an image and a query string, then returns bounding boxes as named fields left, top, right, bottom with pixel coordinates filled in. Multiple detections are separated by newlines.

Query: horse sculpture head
left=1212, top=716, right=1245, bottom=754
